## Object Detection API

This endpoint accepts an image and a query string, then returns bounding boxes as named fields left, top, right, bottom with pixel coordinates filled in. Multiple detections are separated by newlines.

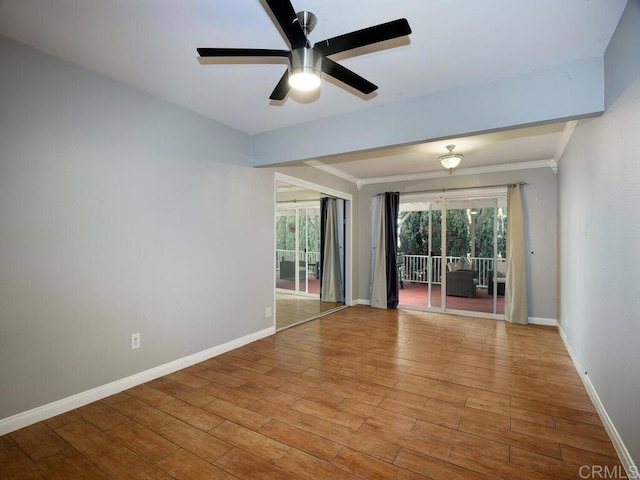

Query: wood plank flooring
left=275, top=292, right=343, bottom=330
left=0, top=306, right=626, bottom=479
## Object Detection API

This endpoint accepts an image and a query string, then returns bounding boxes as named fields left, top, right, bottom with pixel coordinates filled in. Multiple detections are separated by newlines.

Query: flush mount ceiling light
left=439, top=144, right=463, bottom=172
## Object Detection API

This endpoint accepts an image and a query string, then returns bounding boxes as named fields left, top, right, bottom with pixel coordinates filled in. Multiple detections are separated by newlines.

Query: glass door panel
left=298, top=211, right=307, bottom=293
left=490, top=204, right=507, bottom=315
left=427, top=201, right=442, bottom=309
left=298, top=207, right=320, bottom=295
left=398, top=200, right=442, bottom=309
left=443, top=199, right=476, bottom=314
left=443, top=198, right=503, bottom=315
left=276, top=205, right=322, bottom=295
left=276, top=209, right=296, bottom=292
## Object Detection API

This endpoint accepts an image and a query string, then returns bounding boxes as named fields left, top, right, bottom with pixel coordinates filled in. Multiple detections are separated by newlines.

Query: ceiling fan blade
left=269, top=70, right=291, bottom=100
left=264, top=0, right=307, bottom=49
left=314, top=18, right=411, bottom=57
left=197, top=48, right=289, bottom=58
left=321, top=58, right=377, bottom=95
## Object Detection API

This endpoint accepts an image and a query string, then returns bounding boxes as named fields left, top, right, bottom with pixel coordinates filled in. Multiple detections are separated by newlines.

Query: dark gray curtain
left=385, top=192, right=400, bottom=309
left=320, top=197, right=343, bottom=302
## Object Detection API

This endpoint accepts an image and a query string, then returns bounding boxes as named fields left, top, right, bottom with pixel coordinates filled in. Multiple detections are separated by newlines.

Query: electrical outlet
left=265, top=307, right=272, bottom=318
left=131, top=332, right=141, bottom=350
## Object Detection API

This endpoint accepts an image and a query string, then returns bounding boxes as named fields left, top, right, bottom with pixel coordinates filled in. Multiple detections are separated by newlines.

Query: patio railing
left=400, top=255, right=505, bottom=288
left=276, top=249, right=320, bottom=272
left=275, top=250, right=504, bottom=288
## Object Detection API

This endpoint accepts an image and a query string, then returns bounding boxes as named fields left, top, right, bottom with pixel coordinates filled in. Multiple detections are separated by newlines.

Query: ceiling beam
left=251, top=57, right=604, bottom=167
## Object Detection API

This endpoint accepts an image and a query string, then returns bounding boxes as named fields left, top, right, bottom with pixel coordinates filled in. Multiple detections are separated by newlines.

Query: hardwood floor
left=275, top=292, right=343, bottom=330
left=0, top=306, right=625, bottom=479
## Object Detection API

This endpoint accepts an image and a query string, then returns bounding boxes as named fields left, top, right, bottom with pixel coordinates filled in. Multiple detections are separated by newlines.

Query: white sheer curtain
left=506, top=184, right=528, bottom=324
left=371, top=195, right=387, bottom=309
left=320, top=198, right=343, bottom=302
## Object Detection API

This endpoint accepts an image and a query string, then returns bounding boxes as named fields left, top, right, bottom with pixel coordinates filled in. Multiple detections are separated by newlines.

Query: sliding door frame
left=274, top=173, right=353, bottom=328
left=399, top=187, right=507, bottom=320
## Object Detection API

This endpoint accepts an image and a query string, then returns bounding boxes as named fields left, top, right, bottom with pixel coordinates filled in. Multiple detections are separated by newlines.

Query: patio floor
left=276, top=275, right=505, bottom=315
left=399, top=281, right=505, bottom=314
left=276, top=275, right=319, bottom=295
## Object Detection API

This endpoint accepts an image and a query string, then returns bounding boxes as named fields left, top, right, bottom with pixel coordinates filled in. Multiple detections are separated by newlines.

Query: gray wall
left=558, top=0, right=640, bottom=463
left=0, top=37, right=274, bottom=419
left=357, top=168, right=558, bottom=321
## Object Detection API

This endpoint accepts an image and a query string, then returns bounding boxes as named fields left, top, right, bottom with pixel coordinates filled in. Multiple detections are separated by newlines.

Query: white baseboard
left=354, top=302, right=557, bottom=327
left=528, top=316, right=558, bottom=326
left=558, top=325, right=637, bottom=478
left=0, top=326, right=275, bottom=436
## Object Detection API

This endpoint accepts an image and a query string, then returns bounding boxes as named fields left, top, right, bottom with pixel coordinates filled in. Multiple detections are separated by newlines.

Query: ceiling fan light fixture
left=288, top=48, right=322, bottom=91
left=439, top=144, right=463, bottom=171
left=289, top=71, right=321, bottom=91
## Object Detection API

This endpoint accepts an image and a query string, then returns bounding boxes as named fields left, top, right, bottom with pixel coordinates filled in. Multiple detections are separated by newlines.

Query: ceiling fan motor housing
left=290, top=48, right=322, bottom=79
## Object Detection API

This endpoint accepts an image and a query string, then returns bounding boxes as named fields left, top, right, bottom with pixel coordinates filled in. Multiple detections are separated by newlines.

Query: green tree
left=276, top=214, right=296, bottom=251
left=298, top=212, right=320, bottom=254
left=399, top=211, right=429, bottom=255
left=445, top=209, right=470, bottom=257
left=472, top=208, right=507, bottom=258
left=276, top=209, right=321, bottom=257
left=398, top=207, right=506, bottom=259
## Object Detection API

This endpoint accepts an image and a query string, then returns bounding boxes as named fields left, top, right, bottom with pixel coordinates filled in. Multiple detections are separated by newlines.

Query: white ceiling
left=307, top=122, right=575, bottom=184
left=0, top=0, right=627, bottom=183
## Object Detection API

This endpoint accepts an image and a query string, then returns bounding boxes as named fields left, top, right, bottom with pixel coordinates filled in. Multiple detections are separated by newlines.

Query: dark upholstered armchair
left=279, top=260, right=305, bottom=281
left=487, top=270, right=506, bottom=295
left=446, top=269, right=477, bottom=298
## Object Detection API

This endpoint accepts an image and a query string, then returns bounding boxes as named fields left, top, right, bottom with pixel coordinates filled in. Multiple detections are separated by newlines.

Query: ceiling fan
left=197, top=0, right=412, bottom=101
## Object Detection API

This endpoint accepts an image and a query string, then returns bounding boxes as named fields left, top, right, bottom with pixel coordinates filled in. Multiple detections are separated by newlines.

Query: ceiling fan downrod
left=295, top=11, right=317, bottom=40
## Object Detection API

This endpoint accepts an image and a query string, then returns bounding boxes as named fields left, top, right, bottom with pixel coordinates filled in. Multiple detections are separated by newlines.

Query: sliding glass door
left=398, top=192, right=507, bottom=316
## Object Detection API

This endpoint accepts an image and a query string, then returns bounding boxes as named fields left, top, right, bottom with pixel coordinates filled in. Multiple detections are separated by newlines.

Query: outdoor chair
left=446, top=269, right=477, bottom=298
left=487, top=270, right=506, bottom=295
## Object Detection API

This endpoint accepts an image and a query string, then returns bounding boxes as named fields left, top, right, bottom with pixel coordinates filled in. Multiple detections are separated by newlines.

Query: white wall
left=0, top=37, right=274, bottom=420
left=558, top=0, right=640, bottom=465
left=357, top=167, right=558, bottom=322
